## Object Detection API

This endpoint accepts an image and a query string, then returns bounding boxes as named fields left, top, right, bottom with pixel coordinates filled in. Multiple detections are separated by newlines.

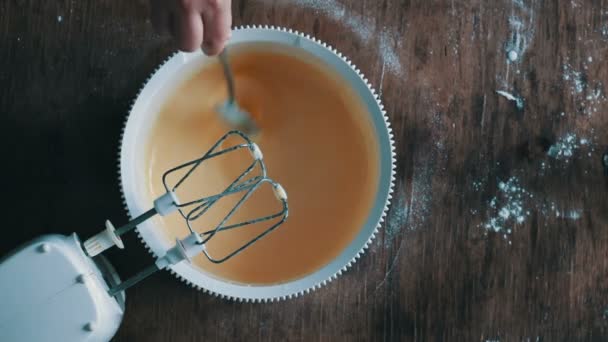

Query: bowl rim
left=120, top=26, right=396, bottom=302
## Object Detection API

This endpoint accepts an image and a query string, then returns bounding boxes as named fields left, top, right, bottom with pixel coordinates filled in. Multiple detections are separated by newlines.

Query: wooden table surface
left=2, top=0, right=608, bottom=340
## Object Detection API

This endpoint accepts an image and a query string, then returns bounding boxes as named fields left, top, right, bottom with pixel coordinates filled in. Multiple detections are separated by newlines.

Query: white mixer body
left=0, top=234, right=125, bottom=342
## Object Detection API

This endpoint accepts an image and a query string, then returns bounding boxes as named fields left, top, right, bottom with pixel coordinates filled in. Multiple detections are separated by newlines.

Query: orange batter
left=145, top=44, right=379, bottom=284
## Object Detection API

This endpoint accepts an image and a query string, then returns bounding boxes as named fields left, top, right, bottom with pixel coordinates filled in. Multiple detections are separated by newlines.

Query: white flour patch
left=558, top=210, right=582, bottom=220
left=409, top=161, right=433, bottom=229
left=547, top=133, right=579, bottom=160
left=512, top=0, right=527, bottom=10
left=378, top=62, right=386, bottom=99
left=57, top=15, right=63, bottom=23
left=282, top=0, right=343, bottom=13
left=562, top=60, right=607, bottom=117
left=472, top=180, right=484, bottom=192
left=344, top=15, right=373, bottom=42
left=409, top=125, right=438, bottom=229
left=384, top=188, right=408, bottom=246
left=481, top=177, right=532, bottom=239
left=496, top=90, right=524, bottom=109
left=477, top=177, right=584, bottom=240
left=547, top=133, right=594, bottom=161
left=601, top=23, right=608, bottom=41
left=582, top=84, right=606, bottom=116
left=379, top=30, right=402, bottom=75
left=541, top=202, right=582, bottom=221
left=563, top=63, right=585, bottom=94
left=406, top=111, right=446, bottom=230
left=270, top=0, right=404, bottom=75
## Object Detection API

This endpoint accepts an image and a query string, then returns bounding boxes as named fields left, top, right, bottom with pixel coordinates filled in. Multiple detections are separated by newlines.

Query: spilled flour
left=601, top=23, right=608, bottom=41
left=382, top=110, right=445, bottom=238
left=547, top=133, right=591, bottom=161
left=562, top=59, right=607, bottom=117
left=477, top=176, right=583, bottom=238
left=408, top=160, right=433, bottom=229
left=562, top=63, right=585, bottom=94
left=379, top=30, right=402, bottom=75
left=556, top=209, right=582, bottom=220
left=405, top=111, right=448, bottom=229
left=268, top=0, right=403, bottom=75
left=384, top=187, right=408, bottom=245
left=540, top=202, right=582, bottom=221
left=482, top=177, right=531, bottom=238
left=477, top=129, right=593, bottom=239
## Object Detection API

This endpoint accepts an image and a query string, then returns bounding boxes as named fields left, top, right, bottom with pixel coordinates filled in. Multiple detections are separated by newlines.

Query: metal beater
left=83, top=130, right=288, bottom=296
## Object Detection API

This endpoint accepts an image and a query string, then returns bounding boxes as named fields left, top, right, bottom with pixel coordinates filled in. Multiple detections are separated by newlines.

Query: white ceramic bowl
left=120, top=26, right=396, bottom=301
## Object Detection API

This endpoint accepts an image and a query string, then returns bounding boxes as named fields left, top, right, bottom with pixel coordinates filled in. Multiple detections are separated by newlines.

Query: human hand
left=150, top=0, right=232, bottom=55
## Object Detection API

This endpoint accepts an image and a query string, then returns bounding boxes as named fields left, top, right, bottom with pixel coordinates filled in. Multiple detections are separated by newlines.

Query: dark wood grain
left=2, top=0, right=608, bottom=341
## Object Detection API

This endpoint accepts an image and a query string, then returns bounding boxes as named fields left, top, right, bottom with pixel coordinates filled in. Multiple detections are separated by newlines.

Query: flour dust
left=476, top=175, right=583, bottom=240
left=562, top=59, right=607, bottom=117
left=384, top=187, right=408, bottom=246
left=263, top=0, right=404, bottom=76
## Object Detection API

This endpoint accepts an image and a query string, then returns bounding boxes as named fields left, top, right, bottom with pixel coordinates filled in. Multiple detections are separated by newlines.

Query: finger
left=201, top=0, right=232, bottom=55
left=173, top=9, right=204, bottom=52
left=150, top=0, right=170, bottom=34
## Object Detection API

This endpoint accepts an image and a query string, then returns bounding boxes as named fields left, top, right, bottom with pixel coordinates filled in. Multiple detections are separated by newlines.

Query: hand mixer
left=0, top=125, right=287, bottom=341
